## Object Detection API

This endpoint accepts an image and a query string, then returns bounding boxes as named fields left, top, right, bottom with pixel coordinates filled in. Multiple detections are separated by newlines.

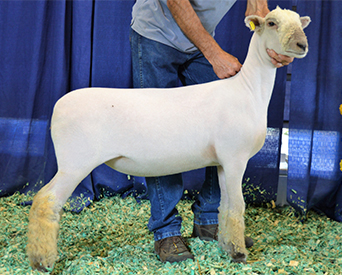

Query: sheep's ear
left=245, top=15, right=265, bottom=33
left=300, top=16, right=311, bottom=29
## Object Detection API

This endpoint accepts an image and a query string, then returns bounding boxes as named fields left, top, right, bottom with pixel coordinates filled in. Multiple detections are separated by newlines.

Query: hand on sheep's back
left=209, top=48, right=242, bottom=79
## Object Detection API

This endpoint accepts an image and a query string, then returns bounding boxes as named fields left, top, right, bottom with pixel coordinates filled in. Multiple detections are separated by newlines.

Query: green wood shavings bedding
left=1, top=192, right=342, bottom=274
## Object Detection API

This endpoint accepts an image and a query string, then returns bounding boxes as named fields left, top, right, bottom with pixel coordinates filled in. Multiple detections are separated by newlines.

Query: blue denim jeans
left=130, top=29, right=220, bottom=241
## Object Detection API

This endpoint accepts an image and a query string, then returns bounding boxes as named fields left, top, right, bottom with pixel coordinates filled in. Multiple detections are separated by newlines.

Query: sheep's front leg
left=217, top=164, right=248, bottom=263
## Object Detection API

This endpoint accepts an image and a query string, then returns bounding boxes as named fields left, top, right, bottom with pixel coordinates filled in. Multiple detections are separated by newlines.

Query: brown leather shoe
left=191, top=223, right=254, bottom=248
left=154, top=236, right=194, bottom=263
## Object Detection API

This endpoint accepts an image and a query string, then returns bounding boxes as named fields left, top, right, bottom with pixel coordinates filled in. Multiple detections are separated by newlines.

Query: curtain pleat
left=288, top=0, right=342, bottom=221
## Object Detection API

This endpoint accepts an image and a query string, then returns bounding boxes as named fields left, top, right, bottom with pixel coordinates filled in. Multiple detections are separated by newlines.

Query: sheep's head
left=245, top=6, right=311, bottom=58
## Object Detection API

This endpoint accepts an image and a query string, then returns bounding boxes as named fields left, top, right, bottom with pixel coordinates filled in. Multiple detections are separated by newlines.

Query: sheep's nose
left=297, top=42, right=307, bottom=51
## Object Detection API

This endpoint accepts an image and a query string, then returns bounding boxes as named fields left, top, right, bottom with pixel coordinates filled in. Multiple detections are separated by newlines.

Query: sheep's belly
left=105, top=154, right=216, bottom=177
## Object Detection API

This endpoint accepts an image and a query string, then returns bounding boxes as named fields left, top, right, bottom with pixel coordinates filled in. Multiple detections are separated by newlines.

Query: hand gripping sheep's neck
left=27, top=7, right=310, bottom=271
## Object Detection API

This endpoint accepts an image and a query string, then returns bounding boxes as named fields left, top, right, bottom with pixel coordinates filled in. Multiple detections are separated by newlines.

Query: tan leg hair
left=27, top=191, right=62, bottom=271
left=218, top=207, right=248, bottom=261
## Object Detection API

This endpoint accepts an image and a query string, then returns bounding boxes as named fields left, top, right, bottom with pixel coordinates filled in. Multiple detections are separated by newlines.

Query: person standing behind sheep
left=130, top=0, right=293, bottom=263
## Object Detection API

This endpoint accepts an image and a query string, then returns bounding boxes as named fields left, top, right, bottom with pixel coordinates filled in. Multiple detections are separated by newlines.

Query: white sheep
left=27, top=7, right=310, bottom=271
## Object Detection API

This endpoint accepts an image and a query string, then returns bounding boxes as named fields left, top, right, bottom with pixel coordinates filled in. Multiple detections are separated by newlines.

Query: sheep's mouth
left=285, top=50, right=307, bottom=58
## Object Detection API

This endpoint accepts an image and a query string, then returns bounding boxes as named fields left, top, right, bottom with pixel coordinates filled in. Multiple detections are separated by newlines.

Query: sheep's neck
left=239, top=33, right=277, bottom=111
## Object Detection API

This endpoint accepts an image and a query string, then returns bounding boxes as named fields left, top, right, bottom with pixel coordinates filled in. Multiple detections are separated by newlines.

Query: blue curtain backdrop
left=2, top=0, right=336, bottom=216
left=287, top=0, right=342, bottom=222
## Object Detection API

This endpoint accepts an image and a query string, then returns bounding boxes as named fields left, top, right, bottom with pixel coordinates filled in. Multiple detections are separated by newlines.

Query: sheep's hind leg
left=27, top=170, right=90, bottom=271
left=217, top=164, right=248, bottom=263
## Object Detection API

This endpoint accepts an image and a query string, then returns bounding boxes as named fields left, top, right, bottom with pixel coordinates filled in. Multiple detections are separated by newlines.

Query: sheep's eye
left=268, top=21, right=276, bottom=27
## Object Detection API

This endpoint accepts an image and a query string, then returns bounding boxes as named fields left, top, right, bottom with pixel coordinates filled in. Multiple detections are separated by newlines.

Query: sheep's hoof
left=30, top=260, right=54, bottom=273
left=231, top=251, right=247, bottom=264
left=27, top=243, right=57, bottom=272
left=227, top=242, right=247, bottom=264
left=27, top=229, right=58, bottom=272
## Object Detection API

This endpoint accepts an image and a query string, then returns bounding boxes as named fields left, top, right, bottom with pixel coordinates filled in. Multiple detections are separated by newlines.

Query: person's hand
left=245, top=0, right=270, bottom=17
left=210, top=50, right=242, bottom=79
left=267, top=49, right=294, bottom=68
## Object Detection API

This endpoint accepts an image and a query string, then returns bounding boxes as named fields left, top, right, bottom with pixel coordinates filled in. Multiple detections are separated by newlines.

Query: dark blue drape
left=1, top=0, right=293, bottom=211
left=288, top=0, right=342, bottom=221
left=0, top=0, right=76, bottom=197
